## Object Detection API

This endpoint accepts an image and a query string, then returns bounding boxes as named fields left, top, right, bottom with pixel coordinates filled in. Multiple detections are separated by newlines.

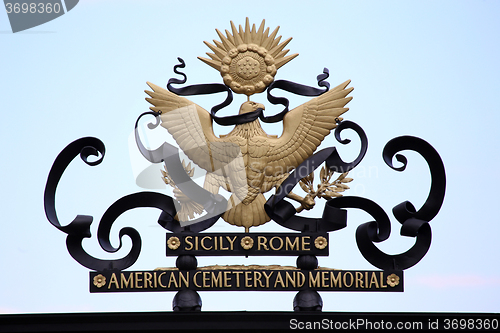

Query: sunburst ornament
left=198, top=18, right=298, bottom=96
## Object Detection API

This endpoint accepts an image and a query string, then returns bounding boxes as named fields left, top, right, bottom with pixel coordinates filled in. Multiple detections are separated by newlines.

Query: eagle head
left=238, top=101, right=265, bottom=114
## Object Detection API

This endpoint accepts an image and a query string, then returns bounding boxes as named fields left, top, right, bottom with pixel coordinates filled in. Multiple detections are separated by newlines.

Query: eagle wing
left=259, top=80, right=353, bottom=186
left=145, top=82, right=221, bottom=172
left=145, top=82, right=247, bottom=199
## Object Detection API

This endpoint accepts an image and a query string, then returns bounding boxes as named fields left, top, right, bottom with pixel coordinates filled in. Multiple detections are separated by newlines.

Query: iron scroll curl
left=43, top=127, right=228, bottom=271
left=44, top=137, right=145, bottom=271
left=44, top=136, right=105, bottom=238
left=328, top=136, right=446, bottom=270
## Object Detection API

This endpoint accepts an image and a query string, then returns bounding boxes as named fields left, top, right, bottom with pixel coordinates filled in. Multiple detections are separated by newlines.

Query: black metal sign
left=90, top=270, right=403, bottom=292
left=166, top=233, right=329, bottom=256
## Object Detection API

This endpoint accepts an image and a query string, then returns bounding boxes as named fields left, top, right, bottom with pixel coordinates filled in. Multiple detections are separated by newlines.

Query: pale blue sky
left=1, top=0, right=499, bottom=313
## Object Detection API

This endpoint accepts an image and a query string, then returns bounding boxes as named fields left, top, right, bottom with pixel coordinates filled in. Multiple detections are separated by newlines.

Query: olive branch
left=297, top=164, right=353, bottom=213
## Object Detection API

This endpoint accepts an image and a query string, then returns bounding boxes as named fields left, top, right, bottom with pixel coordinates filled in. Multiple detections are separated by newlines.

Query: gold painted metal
left=314, top=236, right=328, bottom=250
left=297, top=168, right=353, bottom=213
left=154, top=267, right=180, bottom=271
left=199, top=18, right=298, bottom=96
left=240, top=236, right=254, bottom=250
left=161, top=160, right=203, bottom=221
left=167, top=236, right=180, bottom=250
left=386, top=273, right=400, bottom=287
left=146, top=18, right=354, bottom=231
left=154, top=264, right=340, bottom=271
left=93, top=274, right=106, bottom=288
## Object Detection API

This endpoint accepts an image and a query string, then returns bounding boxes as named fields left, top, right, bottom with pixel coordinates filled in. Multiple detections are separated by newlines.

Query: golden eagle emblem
left=146, top=19, right=353, bottom=232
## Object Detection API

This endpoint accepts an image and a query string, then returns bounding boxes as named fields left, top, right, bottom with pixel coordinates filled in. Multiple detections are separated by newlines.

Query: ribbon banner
left=167, top=58, right=330, bottom=126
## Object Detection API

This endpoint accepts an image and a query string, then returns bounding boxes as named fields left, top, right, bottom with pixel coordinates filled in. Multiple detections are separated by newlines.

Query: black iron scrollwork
left=43, top=129, right=228, bottom=271
left=44, top=137, right=145, bottom=271
left=328, top=136, right=446, bottom=270
left=264, top=120, right=368, bottom=232
left=44, top=137, right=105, bottom=238
left=45, top=131, right=444, bottom=271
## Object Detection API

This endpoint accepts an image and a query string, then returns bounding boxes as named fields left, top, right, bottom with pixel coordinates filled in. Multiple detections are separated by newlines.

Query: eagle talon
left=288, top=192, right=315, bottom=212
left=301, top=194, right=316, bottom=210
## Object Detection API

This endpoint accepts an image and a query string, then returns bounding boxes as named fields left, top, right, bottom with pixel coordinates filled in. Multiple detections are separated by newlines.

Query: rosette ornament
left=199, top=18, right=298, bottom=96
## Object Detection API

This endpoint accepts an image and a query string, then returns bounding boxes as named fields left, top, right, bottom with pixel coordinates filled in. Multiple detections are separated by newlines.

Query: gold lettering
left=226, top=236, right=237, bottom=250
left=144, top=272, right=153, bottom=289
left=214, top=236, right=217, bottom=250
left=108, top=273, right=119, bottom=289
left=179, top=272, right=189, bottom=288
left=365, top=272, right=368, bottom=287
left=270, top=236, right=283, bottom=251
left=220, top=236, right=229, bottom=250
left=301, top=236, right=310, bottom=251
left=193, top=271, right=202, bottom=288
left=211, top=272, right=222, bottom=288
left=322, top=271, right=329, bottom=288
left=185, top=236, right=193, bottom=251
left=158, top=272, right=167, bottom=288
left=330, top=271, right=342, bottom=288
left=168, top=273, right=179, bottom=288
left=286, top=272, right=296, bottom=288
left=355, top=272, right=364, bottom=288
left=121, top=273, right=133, bottom=289
left=224, top=271, right=232, bottom=287
left=195, top=236, right=198, bottom=251
left=369, top=272, right=379, bottom=288
left=309, top=271, right=320, bottom=288
left=154, top=272, right=157, bottom=288
left=245, top=271, right=252, bottom=288
left=201, top=236, right=212, bottom=250
left=258, top=236, right=268, bottom=250
left=262, top=271, right=273, bottom=288
left=203, top=271, right=210, bottom=288
left=343, top=272, right=354, bottom=288
left=234, top=271, right=243, bottom=288
left=297, top=272, right=306, bottom=287
left=135, top=272, right=143, bottom=289
left=254, top=271, right=264, bottom=288
left=285, top=237, right=299, bottom=251
left=274, top=272, right=285, bottom=288
left=380, top=272, right=387, bottom=288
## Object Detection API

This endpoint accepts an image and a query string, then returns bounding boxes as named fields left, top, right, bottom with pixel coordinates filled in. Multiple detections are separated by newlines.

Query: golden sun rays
left=199, top=18, right=298, bottom=96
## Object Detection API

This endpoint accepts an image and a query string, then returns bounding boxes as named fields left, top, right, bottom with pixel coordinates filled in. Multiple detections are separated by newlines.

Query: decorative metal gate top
left=44, top=18, right=445, bottom=311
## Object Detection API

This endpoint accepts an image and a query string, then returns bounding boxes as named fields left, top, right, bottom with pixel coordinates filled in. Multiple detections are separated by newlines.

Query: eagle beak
left=239, top=101, right=266, bottom=114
